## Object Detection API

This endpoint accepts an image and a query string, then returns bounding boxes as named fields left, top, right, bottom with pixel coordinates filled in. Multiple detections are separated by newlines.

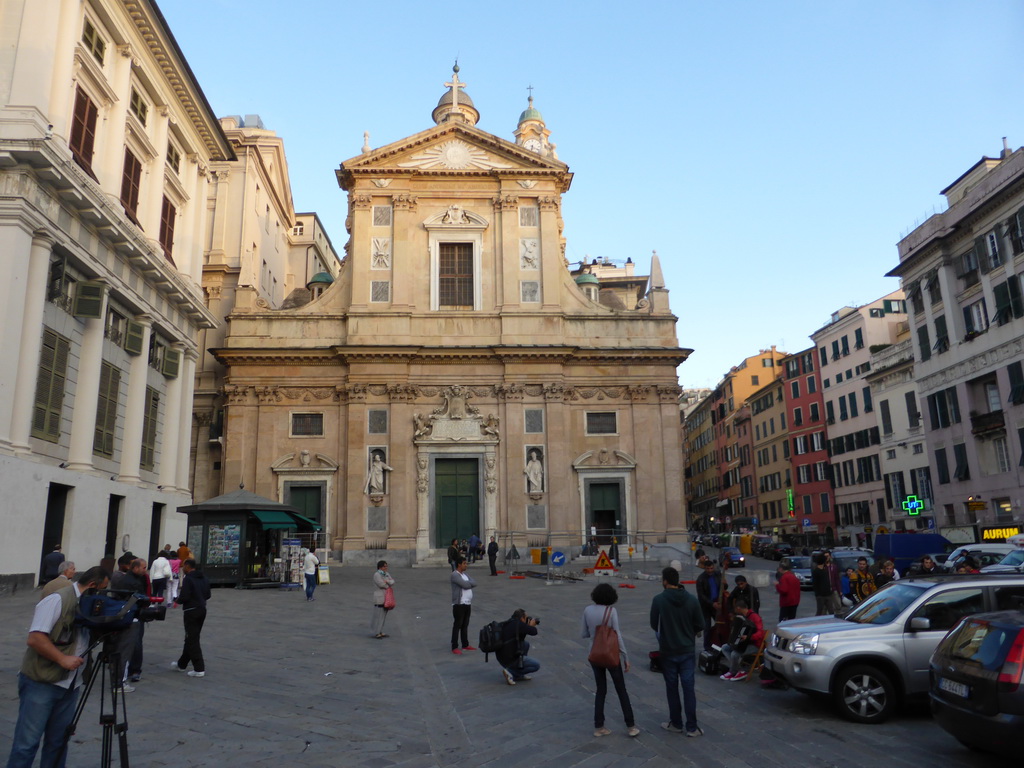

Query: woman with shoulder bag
left=581, top=583, right=639, bottom=738
left=371, top=561, right=395, bottom=638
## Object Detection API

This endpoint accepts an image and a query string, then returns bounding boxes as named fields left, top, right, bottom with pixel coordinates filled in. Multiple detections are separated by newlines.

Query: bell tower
left=513, top=87, right=555, bottom=158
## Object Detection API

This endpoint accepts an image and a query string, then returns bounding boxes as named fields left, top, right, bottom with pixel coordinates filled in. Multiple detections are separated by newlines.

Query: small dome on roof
left=307, top=272, right=334, bottom=286
left=519, top=106, right=543, bottom=123
left=437, top=88, right=476, bottom=110
left=575, top=273, right=599, bottom=285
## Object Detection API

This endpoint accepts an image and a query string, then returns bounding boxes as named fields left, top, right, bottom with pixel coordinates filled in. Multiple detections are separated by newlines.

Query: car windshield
left=998, top=551, right=1024, bottom=567
left=844, top=583, right=925, bottom=625
left=788, top=556, right=811, bottom=569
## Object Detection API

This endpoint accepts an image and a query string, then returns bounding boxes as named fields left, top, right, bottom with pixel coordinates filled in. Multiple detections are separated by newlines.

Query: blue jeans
left=7, top=673, right=81, bottom=768
left=504, top=640, right=540, bottom=680
left=660, top=651, right=698, bottom=732
left=304, top=573, right=317, bottom=599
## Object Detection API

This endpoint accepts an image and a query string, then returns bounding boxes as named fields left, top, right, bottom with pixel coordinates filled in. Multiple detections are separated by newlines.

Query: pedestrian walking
left=371, top=560, right=395, bottom=638
left=775, top=559, right=801, bottom=622
left=450, top=557, right=477, bottom=654
left=447, top=538, right=460, bottom=571
left=487, top=536, right=499, bottom=576
left=150, top=550, right=172, bottom=599
left=582, top=583, right=638, bottom=738
left=40, top=545, right=64, bottom=586
left=650, top=566, right=706, bottom=737
left=302, top=548, right=320, bottom=601
left=811, top=554, right=833, bottom=615
left=171, top=559, right=211, bottom=678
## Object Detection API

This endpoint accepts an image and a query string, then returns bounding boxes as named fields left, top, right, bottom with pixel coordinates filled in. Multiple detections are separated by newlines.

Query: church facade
left=202, top=70, right=690, bottom=565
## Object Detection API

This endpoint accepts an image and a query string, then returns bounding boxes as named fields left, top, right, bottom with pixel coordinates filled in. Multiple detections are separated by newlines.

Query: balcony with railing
left=970, top=410, right=1005, bottom=436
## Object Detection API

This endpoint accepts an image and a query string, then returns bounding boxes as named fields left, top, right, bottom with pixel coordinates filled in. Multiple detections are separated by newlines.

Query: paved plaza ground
left=0, top=556, right=1010, bottom=767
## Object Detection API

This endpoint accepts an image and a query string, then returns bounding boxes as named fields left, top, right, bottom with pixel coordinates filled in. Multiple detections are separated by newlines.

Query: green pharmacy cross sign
left=902, top=495, right=924, bottom=516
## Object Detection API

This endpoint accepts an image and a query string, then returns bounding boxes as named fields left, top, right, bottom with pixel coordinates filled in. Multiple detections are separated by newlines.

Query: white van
left=947, top=543, right=1015, bottom=571
left=979, top=534, right=1024, bottom=573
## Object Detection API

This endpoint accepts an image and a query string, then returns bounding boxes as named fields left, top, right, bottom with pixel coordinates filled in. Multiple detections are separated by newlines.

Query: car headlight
left=789, top=633, right=819, bottom=655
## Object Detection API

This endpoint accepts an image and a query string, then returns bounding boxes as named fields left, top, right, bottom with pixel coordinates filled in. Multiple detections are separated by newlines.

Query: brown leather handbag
left=587, top=606, right=620, bottom=668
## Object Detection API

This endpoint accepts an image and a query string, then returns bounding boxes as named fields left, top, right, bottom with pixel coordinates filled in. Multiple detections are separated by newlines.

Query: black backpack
left=478, top=620, right=508, bottom=662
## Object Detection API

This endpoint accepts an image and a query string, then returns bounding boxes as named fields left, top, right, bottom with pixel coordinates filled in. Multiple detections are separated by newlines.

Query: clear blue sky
left=160, top=0, right=1024, bottom=388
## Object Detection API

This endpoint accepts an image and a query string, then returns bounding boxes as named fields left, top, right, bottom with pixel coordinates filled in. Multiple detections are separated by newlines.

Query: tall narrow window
left=438, top=242, right=473, bottom=308
left=93, top=362, right=120, bottom=457
left=880, top=399, right=892, bottom=435
left=120, top=148, right=142, bottom=222
left=32, top=329, right=71, bottom=442
left=82, top=19, right=106, bottom=64
left=69, top=87, right=98, bottom=173
left=140, top=388, right=159, bottom=470
left=159, top=197, right=176, bottom=262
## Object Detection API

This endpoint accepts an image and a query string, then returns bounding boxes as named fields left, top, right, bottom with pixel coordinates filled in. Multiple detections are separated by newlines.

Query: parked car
left=980, top=549, right=1024, bottom=574
left=947, top=547, right=1016, bottom=572
left=763, top=573, right=1024, bottom=723
left=751, top=535, right=774, bottom=558
left=825, top=548, right=875, bottom=574
left=766, top=542, right=794, bottom=561
left=929, top=610, right=1024, bottom=758
left=719, top=546, right=746, bottom=568
left=787, top=556, right=814, bottom=590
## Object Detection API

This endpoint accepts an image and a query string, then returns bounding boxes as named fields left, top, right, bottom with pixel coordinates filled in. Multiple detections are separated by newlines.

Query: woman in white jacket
left=150, top=552, right=173, bottom=598
left=371, top=561, right=395, bottom=638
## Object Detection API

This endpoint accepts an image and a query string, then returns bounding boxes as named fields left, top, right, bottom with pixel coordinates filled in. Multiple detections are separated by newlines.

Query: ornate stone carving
left=628, top=385, right=652, bottom=402
left=371, top=238, right=391, bottom=269
left=416, top=456, right=429, bottom=494
left=392, top=193, right=417, bottom=211
left=277, top=387, right=339, bottom=402
left=485, top=456, right=497, bottom=495
left=538, top=196, right=559, bottom=211
left=441, top=204, right=470, bottom=224
left=193, top=411, right=213, bottom=426
left=494, top=194, right=519, bottom=211
left=520, top=238, right=539, bottom=270
left=398, top=140, right=513, bottom=170
left=495, top=383, right=524, bottom=401
left=255, top=386, right=276, bottom=404
left=517, top=180, right=538, bottom=189
left=481, top=413, right=500, bottom=438
left=371, top=178, right=392, bottom=188
left=223, top=385, right=249, bottom=405
left=347, top=384, right=368, bottom=402
left=543, top=383, right=564, bottom=401
left=352, top=194, right=373, bottom=210
left=658, top=385, right=683, bottom=402
left=387, top=384, right=418, bottom=402
left=432, top=385, right=479, bottom=419
left=413, top=413, right=433, bottom=439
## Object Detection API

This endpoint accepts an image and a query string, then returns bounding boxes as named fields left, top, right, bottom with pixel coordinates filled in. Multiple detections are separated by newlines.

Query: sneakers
left=686, top=727, right=705, bottom=738
left=720, top=672, right=735, bottom=680
left=118, top=683, right=136, bottom=693
left=730, top=671, right=748, bottom=682
left=520, top=674, right=533, bottom=681
left=627, top=726, right=641, bottom=737
left=461, top=646, right=477, bottom=651
left=594, top=727, right=612, bottom=737
left=502, top=668, right=516, bottom=686
left=128, top=674, right=141, bottom=683
left=660, top=722, right=684, bottom=733
left=451, top=648, right=462, bottom=655
left=170, top=662, right=186, bottom=672
left=187, top=671, right=205, bottom=678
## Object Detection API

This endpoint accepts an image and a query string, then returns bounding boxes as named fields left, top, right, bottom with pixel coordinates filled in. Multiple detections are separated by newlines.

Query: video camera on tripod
left=77, top=588, right=167, bottom=633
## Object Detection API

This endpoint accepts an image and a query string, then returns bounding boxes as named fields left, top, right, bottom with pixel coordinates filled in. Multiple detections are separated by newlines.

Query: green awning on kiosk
left=251, top=510, right=296, bottom=529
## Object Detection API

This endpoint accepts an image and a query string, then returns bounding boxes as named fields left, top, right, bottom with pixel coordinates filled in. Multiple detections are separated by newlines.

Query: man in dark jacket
left=172, top=559, right=211, bottom=678
left=811, top=554, right=833, bottom=615
left=111, top=558, right=148, bottom=685
left=495, top=609, right=540, bottom=685
left=487, top=536, right=499, bottom=576
left=694, top=560, right=722, bottom=651
left=650, top=567, right=706, bottom=737
left=727, top=575, right=760, bottom=615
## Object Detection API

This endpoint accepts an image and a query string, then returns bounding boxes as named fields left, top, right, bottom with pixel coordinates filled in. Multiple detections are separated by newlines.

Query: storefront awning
left=289, top=512, right=323, bottom=531
left=251, top=510, right=297, bottom=529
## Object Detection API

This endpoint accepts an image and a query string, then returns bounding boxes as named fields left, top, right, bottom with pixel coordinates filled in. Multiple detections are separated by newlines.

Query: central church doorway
left=588, top=481, right=623, bottom=544
left=435, top=458, right=479, bottom=547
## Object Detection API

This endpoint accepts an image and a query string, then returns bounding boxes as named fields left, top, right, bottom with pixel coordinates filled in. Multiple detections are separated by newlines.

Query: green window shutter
left=93, top=363, right=120, bottom=457
left=73, top=281, right=106, bottom=319
left=32, top=329, right=70, bottom=442
left=141, top=388, right=159, bottom=470
left=161, top=348, right=180, bottom=379
left=975, top=236, right=992, bottom=274
left=124, top=320, right=145, bottom=355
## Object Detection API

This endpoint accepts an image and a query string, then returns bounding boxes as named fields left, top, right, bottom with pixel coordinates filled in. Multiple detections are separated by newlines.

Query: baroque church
left=199, top=68, right=690, bottom=565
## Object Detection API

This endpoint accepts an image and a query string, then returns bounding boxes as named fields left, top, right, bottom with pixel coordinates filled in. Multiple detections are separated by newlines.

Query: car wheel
left=833, top=665, right=896, bottom=724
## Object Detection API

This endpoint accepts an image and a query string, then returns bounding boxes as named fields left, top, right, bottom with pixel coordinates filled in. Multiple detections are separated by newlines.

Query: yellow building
left=208, top=70, right=691, bottom=566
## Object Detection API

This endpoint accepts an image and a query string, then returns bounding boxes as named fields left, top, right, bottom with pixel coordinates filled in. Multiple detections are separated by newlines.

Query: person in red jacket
left=718, top=599, right=764, bottom=681
left=775, top=559, right=801, bottom=622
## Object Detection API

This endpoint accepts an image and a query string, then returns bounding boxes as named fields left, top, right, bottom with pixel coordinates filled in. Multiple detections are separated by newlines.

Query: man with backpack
left=494, top=609, right=540, bottom=685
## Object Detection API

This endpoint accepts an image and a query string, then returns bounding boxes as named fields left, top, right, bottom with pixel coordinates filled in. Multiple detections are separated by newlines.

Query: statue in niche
left=524, top=449, right=544, bottom=493
left=364, top=451, right=393, bottom=494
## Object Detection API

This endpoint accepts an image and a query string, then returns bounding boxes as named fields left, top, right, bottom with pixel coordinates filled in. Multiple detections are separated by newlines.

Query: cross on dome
left=445, top=62, right=466, bottom=116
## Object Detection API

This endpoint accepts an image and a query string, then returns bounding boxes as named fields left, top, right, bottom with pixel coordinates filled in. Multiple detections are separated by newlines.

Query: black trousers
left=451, top=604, right=471, bottom=649
left=488, top=554, right=497, bottom=576
left=591, top=662, right=634, bottom=728
left=178, top=606, right=207, bottom=672
left=778, top=605, right=798, bottom=623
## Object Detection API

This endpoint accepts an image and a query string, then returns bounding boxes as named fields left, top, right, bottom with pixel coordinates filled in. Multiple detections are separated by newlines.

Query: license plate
left=938, top=677, right=969, bottom=698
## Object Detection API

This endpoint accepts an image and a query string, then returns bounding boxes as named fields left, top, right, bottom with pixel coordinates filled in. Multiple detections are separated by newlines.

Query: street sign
left=926, top=517, right=935, bottom=530
left=802, top=517, right=811, bottom=528
left=550, top=551, right=566, bottom=567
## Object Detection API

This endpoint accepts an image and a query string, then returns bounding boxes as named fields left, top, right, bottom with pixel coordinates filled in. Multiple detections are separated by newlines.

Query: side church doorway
left=434, top=458, right=479, bottom=547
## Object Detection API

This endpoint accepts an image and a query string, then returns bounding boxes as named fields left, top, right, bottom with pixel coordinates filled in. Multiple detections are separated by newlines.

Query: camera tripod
left=58, top=632, right=132, bottom=767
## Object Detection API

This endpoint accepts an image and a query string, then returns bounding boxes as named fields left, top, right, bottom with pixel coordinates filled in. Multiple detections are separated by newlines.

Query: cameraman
left=495, top=608, right=540, bottom=685
left=111, top=558, right=148, bottom=686
left=7, top=566, right=109, bottom=768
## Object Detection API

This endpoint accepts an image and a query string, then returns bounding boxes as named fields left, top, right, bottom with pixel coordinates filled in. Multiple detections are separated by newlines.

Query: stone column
left=142, top=109, right=171, bottom=238
left=348, top=193, right=373, bottom=309
left=497, top=194, right=519, bottom=308
left=157, top=344, right=186, bottom=487
left=100, top=45, right=134, bottom=189
left=343, top=393, right=369, bottom=550
left=388, top=396, right=416, bottom=550
left=538, top=196, right=561, bottom=311
left=118, top=316, right=153, bottom=482
left=174, top=350, right=198, bottom=492
left=659, top=387, right=686, bottom=540
left=6, top=231, right=54, bottom=453
left=65, top=282, right=110, bottom=471
left=415, top=444, right=431, bottom=560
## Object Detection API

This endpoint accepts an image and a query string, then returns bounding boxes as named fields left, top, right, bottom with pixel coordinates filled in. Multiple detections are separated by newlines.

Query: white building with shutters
left=0, top=0, right=231, bottom=591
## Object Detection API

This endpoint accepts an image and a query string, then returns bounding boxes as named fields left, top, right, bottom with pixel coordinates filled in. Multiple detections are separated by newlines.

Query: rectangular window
left=831, top=340, right=840, bottom=360
left=798, top=465, right=811, bottom=483
left=524, top=409, right=544, bottom=433
left=93, top=362, right=120, bottom=457
left=963, top=299, right=988, bottom=336
left=291, top=413, right=324, bottom=437
left=838, top=396, right=848, bottom=421
left=862, top=386, right=872, bottom=413
left=906, top=391, right=921, bottom=428
left=849, top=391, right=858, bottom=418
left=31, top=328, right=71, bottom=442
left=927, top=273, right=942, bottom=305
left=811, top=431, right=824, bottom=451
left=815, top=461, right=827, bottom=481
left=586, top=412, right=617, bottom=435
left=519, top=206, right=539, bottom=227
left=751, top=375, right=759, bottom=386
left=952, top=443, right=969, bottom=481
left=807, top=375, right=816, bottom=394
left=69, top=87, right=98, bottom=172
left=826, top=400, right=835, bottom=424
left=82, top=18, right=106, bottom=64
left=917, top=324, right=931, bottom=362
left=166, top=144, right=181, bottom=174
left=790, top=380, right=799, bottom=399
left=120, top=148, right=142, bottom=221
left=820, top=347, right=828, bottom=367
left=129, top=88, right=148, bottom=125
left=880, top=399, right=892, bottom=435
left=986, top=230, right=1002, bottom=269
left=1007, top=360, right=1024, bottom=405
left=368, top=410, right=388, bottom=434
left=372, top=206, right=392, bottom=226
left=841, top=336, right=850, bottom=356
left=140, top=388, right=159, bottom=470
left=820, top=493, right=831, bottom=514
left=854, top=328, right=864, bottom=349
left=520, top=280, right=540, bottom=303
left=793, top=407, right=802, bottom=426
left=159, top=196, right=176, bottom=262
left=809, top=402, right=820, bottom=421
left=438, top=242, right=473, bottom=308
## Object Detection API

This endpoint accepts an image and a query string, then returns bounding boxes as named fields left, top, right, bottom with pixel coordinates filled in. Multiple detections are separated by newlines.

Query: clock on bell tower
left=513, top=88, right=553, bottom=156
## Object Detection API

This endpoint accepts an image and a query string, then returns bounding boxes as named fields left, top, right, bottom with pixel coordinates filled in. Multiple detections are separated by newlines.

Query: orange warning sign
left=594, top=550, right=616, bottom=570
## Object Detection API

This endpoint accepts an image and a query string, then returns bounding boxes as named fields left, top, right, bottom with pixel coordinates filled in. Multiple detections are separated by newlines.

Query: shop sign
left=981, top=526, right=1023, bottom=543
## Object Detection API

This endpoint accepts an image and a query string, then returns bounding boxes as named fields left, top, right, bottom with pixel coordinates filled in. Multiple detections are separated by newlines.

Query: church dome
left=574, top=273, right=599, bottom=286
left=437, top=88, right=476, bottom=110
left=518, top=103, right=543, bottom=124
left=307, top=272, right=334, bottom=287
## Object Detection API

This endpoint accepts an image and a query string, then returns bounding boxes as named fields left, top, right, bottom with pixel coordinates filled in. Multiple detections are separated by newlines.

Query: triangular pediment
left=340, top=122, right=568, bottom=177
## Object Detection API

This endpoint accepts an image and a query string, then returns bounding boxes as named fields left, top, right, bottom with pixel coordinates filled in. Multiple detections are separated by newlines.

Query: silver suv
left=763, top=574, right=1024, bottom=723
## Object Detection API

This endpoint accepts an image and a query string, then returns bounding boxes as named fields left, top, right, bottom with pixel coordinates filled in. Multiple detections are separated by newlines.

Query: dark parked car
left=766, top=542, right=794, bottom=561
left=752, top=536, right=774, bottom=558
left=719, top=546, right=745, bottom=568
left=929, top=610, right=1024, bottom=758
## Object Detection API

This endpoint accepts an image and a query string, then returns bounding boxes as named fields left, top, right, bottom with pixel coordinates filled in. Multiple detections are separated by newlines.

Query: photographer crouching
left=495, top=608, right=541, bottom=686
left=6, top=566, right=109, bottom=768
